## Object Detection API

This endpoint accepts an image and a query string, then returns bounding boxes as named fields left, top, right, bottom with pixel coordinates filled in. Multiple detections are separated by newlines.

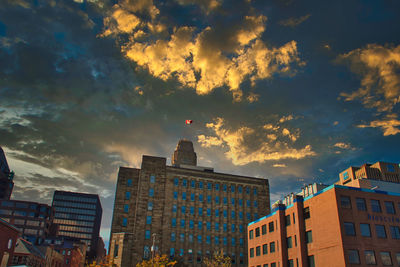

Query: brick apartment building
left=109, top=139, right=270, bottom=266
left=247, top=161, right=400, bottom=267
left=0, top=217, right=20, bottom=267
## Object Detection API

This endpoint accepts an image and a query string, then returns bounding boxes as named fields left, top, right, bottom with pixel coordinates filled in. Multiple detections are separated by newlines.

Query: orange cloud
left=358, top=115, right=400, bottom=136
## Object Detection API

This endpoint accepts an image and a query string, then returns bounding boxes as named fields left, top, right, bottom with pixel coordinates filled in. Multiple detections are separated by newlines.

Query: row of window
left=53, top=200, right=97, bottom=210
left=58, top=225, right=93, bottom=233
left=58, top=230, right=92, bottom=240
left=170, top=232, right=245, bottom=246
left=167, top=248, right=245, bottom=264
left=0, top=209, right=48, bottom=219
left=173, top=178, right=258, bottom=195
left=171, top=206, right=258, bottom=220
left=348, top=249, right=400, bottom=265
left=344, top=222, right=400, bottom=239
left=341, top=196, right=399, bottom=214
left=53, top=194, right=98, bottom=204
left=54, top=212, right=95, bottom=221
left=171, top=193, right=258, bottom=206
left=251, top=256, right=315, bottom=267
left=249, top=222, right=275, bottom=239
left=53, top=218, right=94, bottom=227
left=171, top=219, right=245, bottom=232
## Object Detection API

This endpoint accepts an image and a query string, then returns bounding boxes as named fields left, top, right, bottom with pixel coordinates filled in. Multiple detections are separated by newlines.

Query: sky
left=1, top=0, right=400, bottom=249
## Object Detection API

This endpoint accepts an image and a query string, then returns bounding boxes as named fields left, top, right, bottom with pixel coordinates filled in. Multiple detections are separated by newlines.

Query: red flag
left=185, top=120, right=193, bottom=125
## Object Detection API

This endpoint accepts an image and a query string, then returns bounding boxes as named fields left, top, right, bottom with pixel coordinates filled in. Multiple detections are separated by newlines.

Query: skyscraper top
left=171, top=139, right=197, bottom=166
left=0, top=147, right=10, bottom=177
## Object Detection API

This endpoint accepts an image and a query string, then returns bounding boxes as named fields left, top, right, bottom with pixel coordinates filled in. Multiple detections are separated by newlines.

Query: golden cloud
left=333, top=142, right=355, bottom=150
left=176, top=0, right=221, bottom=13
left=279, top=14, right=311, bottom=28
left=102, top=6, right=141, bottom=36
left=273, top=163, right=287, bottom=168
left=197, top=117, right=316, bottom=165
left=358, top=114, right=400, bottom=136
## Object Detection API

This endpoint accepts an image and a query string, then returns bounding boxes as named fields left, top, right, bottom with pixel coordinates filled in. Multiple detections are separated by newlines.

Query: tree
left=204, top=250, right=232, bottom=267
left=136, top=254, right=177, bottom=267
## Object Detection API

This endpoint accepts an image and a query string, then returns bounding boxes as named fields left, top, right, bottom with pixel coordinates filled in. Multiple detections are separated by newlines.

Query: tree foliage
left=204, top=250, right=232, bottom=267
left=136, top=254, right=177, bottom=267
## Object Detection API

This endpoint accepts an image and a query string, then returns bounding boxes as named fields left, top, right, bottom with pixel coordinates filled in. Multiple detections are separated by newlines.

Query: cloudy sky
left=1, top=0, right=400, bottom=248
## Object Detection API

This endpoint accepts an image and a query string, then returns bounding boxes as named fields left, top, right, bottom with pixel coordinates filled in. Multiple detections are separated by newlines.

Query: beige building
left=109, top=140, right=270, bottom=266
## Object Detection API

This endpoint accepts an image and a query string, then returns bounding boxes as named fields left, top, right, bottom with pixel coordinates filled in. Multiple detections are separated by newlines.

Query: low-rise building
left=0, top=217, right=20, bottom=267
left=12, top=238, right=46, bottom=267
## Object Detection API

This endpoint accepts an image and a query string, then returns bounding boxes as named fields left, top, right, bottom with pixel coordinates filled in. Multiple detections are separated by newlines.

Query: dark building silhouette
left=51, top=191, right=102, bottom=262
left=0, top=147, right=14, bottom=200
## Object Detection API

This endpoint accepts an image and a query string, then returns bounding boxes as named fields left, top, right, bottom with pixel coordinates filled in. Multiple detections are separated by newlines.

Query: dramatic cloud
left=176, top=0, right=221, bottom=13
left=333, top=142, right=353, bottom=149
left=339, top=44, right=400, bottom=113
left=197, top=116, right=316, bottom=165
left=279, top=14, right=311, bottom=27
left=358, top=114, right=400, bottom=136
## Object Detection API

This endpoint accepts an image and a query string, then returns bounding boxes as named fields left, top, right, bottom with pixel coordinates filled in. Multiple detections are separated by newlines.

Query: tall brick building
left=0, top=147, right=14, bottom=200
left=109, top=139, right=270, bottom=266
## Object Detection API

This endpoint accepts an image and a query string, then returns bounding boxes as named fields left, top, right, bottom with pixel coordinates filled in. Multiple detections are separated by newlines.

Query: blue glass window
left=223, top=223, right=227, bottom=232
left=171, top=232, right=176, bottom=241
left=127, top=179, right=132, bottom=186
left=247, top=200, right=251, bottom=207
left=197, top=235, right=202, bottom=243
left=189, top=234, right=193, bottom=243
left=173, top=191, right=178, bottom=199
left=231, top=224, right=236, bottom=232
left=125, top=192, right=131, bottom=200
left=215, top=236, right=219, bottom=245
left=181, top=206, right=186, bottom=214
left=189, top=220, right=194, bottom=229
left=215, top=223, right=219, bottom=231
left=206, top=222, right=211, bottom=230
left=254, top=201, right=258, bottom=207
left=207, top=195, right=212, bottom=203
left=246, top=212, right=251, bottom=220
left=240, top=238, right=244, bottom=246
left=254, top=188, right=257, bottom=195
left=223, top=184, right=227, bottom=192
left=148, top=202, right=153, bottom=211
left=198, top=221, right=202, bottom=230
left=145, top=230, right=151, bottom=239
left=231, top=211, right=236, bottom=219
left=180, top=249, right=184, bottom=256
left=149, top=188, right=154, bottom=197
left=207, top=208, right=211, bottom=216
left=207, top=183, right=212, bottom=190
left=239, top=199, right=243, bottom=206
left=231, top=238, right=236, bottom=246
left=183, top=179, right=187, bottom=187
left=124, top=204, right=129, bottom=213
left=172, top=218, right=176, bottom=227
left=231, top=185, right=235, bottom=193
left=122, top=218, right=127, bottom=227
left=191, top=180, right=195, bottom=188
left=198, top=207, right=203, bottom=216
left=172, top=204, right=177, bottom=213
left=170, top=248, right=175, bottom=256
left=246, top=187, right=250, bottom=194
left=215, top=196, right=220, bottom=204
left=223, top=210, right=227, bottom=218
left=180, top=233, right=184, bottom=242
left=239, top=225, right=244, bottom=233
left=238, top=186, right=242, bottom=193
left=146, top=216, right=152, bottom=224
left=180, top=219, right=185, bottom=228
left=199, top=181, right=203, bottom=189
left=223, top=197, right=227, bottom=205
left=150, top=175, right=155, bottom=183
left=254, top=213, right=259, bottom=220
left=190, top=206, right=194, bottom=215
left=182, top=192, right=186, bottom=200
left=223, top=237, right=227, bottom=246
left=231, top=198, right=235, bottom=205
left=239, top=211, right=243, bottom=219
left=191, top=193, right=195, bottom=201
left=215, top=209, right=219, bottom=217
left=206, top=235, right=211, bottom=244
left=199, top=194, right=203, bottom=202
left=174, top=178, right=179, bottom=186
left=216, top=184, right=220, bottom=191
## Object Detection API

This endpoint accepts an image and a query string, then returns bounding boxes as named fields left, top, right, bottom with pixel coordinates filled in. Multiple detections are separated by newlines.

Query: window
left=127, top=179, right=132, bottom=186
left=249, top=230, right=254, bottom=239
left=207, top=222, right=211, bottom=230
left=231, top=224, right=236, bottom=233
left=231, top=211, right=236, bottom=219
left=262, top=224, right=267, bottom=235
left=254, top=188, right=257, bottom=195
left=223, top=223, right=227, bottom=232
left=215, top=184, right=220, bottom=191
left=145, top=230, right=151, bottom=239
left=180, top=219, right=185, bottom=228
left=238, top=186, right=242, bottom=193
left=198, top=221, right=202, bottom=230
left=124, top=204, right=129, bottom=213
left=262, top=244, right=268, bottom=255
left=171, top=232, right=176, bottom=242
left=199, top=181, right=203, bottom=189
left=285, top=215, right=291, bottom=226
left=231, top=185, right=235, bottom=193
left=270, top=242, right=275, bottom=253
left=174, top=178, right=179, bottom=186
left=182, top=192, right=186, bottom=200
left=365, top=250, right=376, bottom=265
left=247, top=212, right=251, bottom=220
left=254, top=213, right=259, bottom=220
left=172, top=218, right=176, bottom=227
left=306, top=230, right=313, bottom=243
left=180, top=249, right=184, bottom=256
left=239, top=225, right=244, bottom=233
left=376, top=224, right=387, bottom=238
left=390, top=226, right=400, bottom=239
left=254, top=201, right=258, bottom=207
left=180, top=233, right=185, bottom=242
left=371, top=199, right=381, bottom=213
left=150, top=175, right=155, bottom=183
left=198, top=235, right=202, bottom=243
left=385, top=201, right=395, bottom=214
left=247, top=200, right=251, bottom=207
left=387, top=164, right=395, bottom=172
left=223, top=197, right=227, bottom=205
left=190, top=220, right=194, bottom=229
left=214, top=236, right=219, bottom=245
left=215, top=209, right=219, bottom=217
left=239, top=238, right=244, bottom=246
left=181, top=206, right=186, bottom=214
left=189, top=234, right=193, bottom=243
left=231, top=237, right=236, bottom=246
left=125, top=192, right=131, bottom=200
left=206, top=195, right=211, bottom=203
left=396, top=252, right=400, bottom=265
left=191, top=193, right=195, bottom=201
left=255, top=227, right=260, bottom=237
left=198, top=207, right=203, bottom=216
left=287, top=236, right=293, bottom=248
left=271, top=264, right=276, bottom=267
left=288, top=259, right=294, bottom=267
left=122, top=218, right=127, bottom=227
left=215, top=196, right=220, bottom=204
left=293, top=213, right=296, bottom=224
left=344, top=222, right=356, bottom=236
left=304, top=207, right=310, bottom=219
left=348, top=249, right=360, bottom=264
left=224, top=210, right=227, bottom=218
left=170, top=248, right=175, bottom=257
left=208, top=183, right=212, bottom=190
left=381, top=252, right=392, bottom=266
left=191, top=180, right=195, bottom=188
left=199, top=194, right=203, bottom=202
left=148, top=202, right=153, bottom=211
left=190, top=206, right=194, bottom=215
left=269, top=221, right=274, bottom=232
left=223, top=184, right=227, bottom=191
left=360, top=223, right=371, bottom=237
left=239, top=211, right=243, bottom=220
left=173, top=191, right=178, bottom=199
left=239, top=199, right=243, bottom=206
left=308, top=255, right=315, bottom=267
left=206, top=235, right=211, bottom=244
left=341, top=196, right=351, bottom=209
left=146, top=216, right=152, bottom=224
left=249, top=248, right=254, bottom=258
left=356, top=198, right=367, bottom=211
left=207, top=208, right=211, bottom=216
left=215, top=222, right=219, bottom=231
left=231, top=198, right=235, bottom=205
left=183, top=179, right=187, bottom=187
left=256, top=246, right=261, bottom=256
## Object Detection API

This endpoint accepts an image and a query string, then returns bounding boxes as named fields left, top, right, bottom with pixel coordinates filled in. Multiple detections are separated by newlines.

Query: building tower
left=0, top=147, right=14, bottom=200
left=109, top=140, right=270, bottom=267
